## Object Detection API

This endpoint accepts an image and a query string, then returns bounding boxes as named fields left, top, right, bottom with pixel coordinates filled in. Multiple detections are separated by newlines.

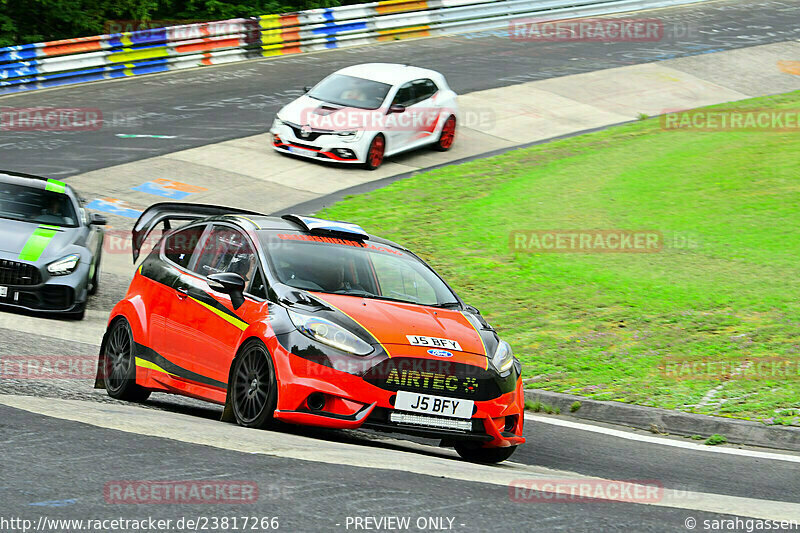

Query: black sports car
left=0, top=170, right=106, bottom=319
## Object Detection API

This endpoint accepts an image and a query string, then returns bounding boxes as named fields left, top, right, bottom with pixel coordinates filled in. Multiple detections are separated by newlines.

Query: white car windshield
left=308, top=74, right=392, bottom=110
left=261, top=232, right=460, bottom=307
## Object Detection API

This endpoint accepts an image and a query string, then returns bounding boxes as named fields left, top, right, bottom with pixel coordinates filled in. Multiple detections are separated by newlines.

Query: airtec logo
left=385, top=368, right=478, bottom=394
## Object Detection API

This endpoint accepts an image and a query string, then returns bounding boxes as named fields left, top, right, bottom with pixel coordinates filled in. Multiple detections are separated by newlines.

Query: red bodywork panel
left=105, top=267, right=525, bottom=449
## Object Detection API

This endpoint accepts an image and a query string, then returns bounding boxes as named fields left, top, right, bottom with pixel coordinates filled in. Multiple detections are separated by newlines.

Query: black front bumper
left=0, top=264, right=88, bottom=314
left=0, top=284, right=77, bottom=312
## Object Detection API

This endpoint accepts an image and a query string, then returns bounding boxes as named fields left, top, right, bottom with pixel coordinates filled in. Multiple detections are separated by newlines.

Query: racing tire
left=432, top=115, right=456, bottom=152
left=103, top=318, right=151, bottom=402
left=88, top=255, right=101, bottom=296
left=363, top=134, right=385, bottom=170
left=230, top=339, right=278, bottom=429
left=454, top=442, right=517, bottom=464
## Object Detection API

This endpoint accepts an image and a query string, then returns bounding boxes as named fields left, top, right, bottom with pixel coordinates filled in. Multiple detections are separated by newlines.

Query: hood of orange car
left=311, top=292, right=488, bottom=357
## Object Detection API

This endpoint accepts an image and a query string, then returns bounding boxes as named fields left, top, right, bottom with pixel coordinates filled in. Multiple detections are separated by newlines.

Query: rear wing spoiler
left=132, top=202, right=265, bottom=262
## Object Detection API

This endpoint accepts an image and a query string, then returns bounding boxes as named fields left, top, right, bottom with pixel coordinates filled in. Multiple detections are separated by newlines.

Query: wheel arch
left=221, top=328, right=277, bottom=423
left=94, top=300, right=146, bottom=389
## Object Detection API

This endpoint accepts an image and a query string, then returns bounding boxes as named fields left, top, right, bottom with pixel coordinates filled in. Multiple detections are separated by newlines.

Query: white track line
left=526, top=414, right=800, bottom=464
left=3, top=395, right=800, bottom=521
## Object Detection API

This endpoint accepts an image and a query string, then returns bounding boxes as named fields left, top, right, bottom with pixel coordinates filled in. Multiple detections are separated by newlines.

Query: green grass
left=705, top=434, right=728, bottom=446
left=320, top=91, right=800, bottom=424
left=524, top=400, right=560, bottom=414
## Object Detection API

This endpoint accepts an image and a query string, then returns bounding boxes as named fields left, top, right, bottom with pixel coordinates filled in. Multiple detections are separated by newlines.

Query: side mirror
left=208, top=272, right=246, bottom=310
left=388, top=104, right=406, bottom=114
left=303, top=85, right=312, bottom=93
left=89, top=213, right=107, bottom=226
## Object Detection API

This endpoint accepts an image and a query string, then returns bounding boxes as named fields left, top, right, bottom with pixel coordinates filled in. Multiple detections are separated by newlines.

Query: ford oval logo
left=428, top=349, right=453, bottom=358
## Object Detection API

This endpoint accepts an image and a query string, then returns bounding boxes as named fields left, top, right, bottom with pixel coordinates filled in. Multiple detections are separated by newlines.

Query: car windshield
left=260, top=232, right=460, bottom=307
left=0, top=182, right=78, bottom=227
left=308, top=74, right=392, bottom=110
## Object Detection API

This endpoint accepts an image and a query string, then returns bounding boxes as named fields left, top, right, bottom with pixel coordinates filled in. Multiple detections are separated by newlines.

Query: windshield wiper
left=329, top=290, right=461, bottom=309
left=331, top=290, right=421, bottom=305
left=332, top=289, right=374, bottom=297
left=430, top=301, right=462, bottom=309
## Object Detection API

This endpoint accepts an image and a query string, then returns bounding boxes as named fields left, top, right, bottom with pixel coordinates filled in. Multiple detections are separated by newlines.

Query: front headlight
left=492, top=340, right=514, bottom=374
left=271, top=117, right=284, bottom=129
left=47, top=254, right=80, bottom=276
left=288, top=309, right=373, bottom=355
left=335, top=130, right=362, bottom=141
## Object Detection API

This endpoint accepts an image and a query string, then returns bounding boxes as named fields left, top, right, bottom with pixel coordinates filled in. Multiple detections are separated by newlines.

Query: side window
left=371, top=254, right=437, bottom=304
left=249, top=266, right=268, bottom=299
left=75, top=195, right=88, bottom=226
left=412, top=79, right=437, bottom=102
left=164, top=226, right=206, bottom=269
left=193, top=225, right=257, bottom=283
left=392, top=82, right=416, bottom=107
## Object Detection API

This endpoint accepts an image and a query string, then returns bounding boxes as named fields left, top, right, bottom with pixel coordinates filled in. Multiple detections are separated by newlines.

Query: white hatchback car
left=270, top=63, right=458, bottom=169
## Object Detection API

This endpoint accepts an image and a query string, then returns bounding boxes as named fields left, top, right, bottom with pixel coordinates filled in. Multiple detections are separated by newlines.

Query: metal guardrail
left=0, top=0, right=706, bottom=95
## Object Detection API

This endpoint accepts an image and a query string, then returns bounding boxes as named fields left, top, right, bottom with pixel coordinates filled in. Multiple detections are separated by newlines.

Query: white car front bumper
left=270, top=122, right=367, bottom=164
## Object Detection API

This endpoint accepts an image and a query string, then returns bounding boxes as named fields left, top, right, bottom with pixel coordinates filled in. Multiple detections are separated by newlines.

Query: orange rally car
left=96, top=203, right=525, bottom=463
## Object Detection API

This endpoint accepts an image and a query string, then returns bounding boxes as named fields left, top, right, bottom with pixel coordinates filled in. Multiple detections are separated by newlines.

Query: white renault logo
left=300, top=125, right=311, bottom=138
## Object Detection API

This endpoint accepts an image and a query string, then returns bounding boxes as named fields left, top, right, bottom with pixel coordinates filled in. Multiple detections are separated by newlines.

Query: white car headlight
left=271, top=118, right=283, bottom=130
left=288, top=309, right=373, bottom=355
left=334, top=130, right=363, bottom=142
left=47, top=254, right=80, bottom=276
left=492, top=340, right=515, bottom=374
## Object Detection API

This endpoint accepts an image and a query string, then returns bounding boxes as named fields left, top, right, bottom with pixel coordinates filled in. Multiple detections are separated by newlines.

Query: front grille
left=362, top=407, right=492, bottom=441
left=362, top=357, right=510, bottom=401
left=289, top=140, right=320, bottom=150
left=389, top=412, right=473, bottom=431
left=16, top=285, right=74, bottom=310
left=0, top=259, right=41, bottom=285
left=286, top=122, right=330, bottom=142
left=41, top=285, right=72, bottom=308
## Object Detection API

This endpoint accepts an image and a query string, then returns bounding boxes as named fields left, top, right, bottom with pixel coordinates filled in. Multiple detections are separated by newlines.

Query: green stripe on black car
left=18, top=225, right=58, bottom=262
left=45, top=179, right=66, bottom=193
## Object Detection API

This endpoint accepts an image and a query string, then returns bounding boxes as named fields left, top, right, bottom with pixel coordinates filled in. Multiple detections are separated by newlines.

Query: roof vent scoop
left=281, top=214, right=369, bottom=241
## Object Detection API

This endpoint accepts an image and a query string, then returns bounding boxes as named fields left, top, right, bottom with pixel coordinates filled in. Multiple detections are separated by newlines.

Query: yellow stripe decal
left=461, top=311, right=489, bottom=370
left=190, top=297, right=249, bottom=331
left=234, top=215, right=261, bottom=229
left=135, top=357, right=176, bottom=376
left=312, top=294, right=392, bottom=358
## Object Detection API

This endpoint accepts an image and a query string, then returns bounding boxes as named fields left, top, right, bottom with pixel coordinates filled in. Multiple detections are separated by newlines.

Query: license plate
left=287, top=145, right=318, bottom=157
left=0, top=286, right=7, bottom=298
left=395, top=390, right=473, bottom=419
left=406, top=335, right=462, bottom=351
